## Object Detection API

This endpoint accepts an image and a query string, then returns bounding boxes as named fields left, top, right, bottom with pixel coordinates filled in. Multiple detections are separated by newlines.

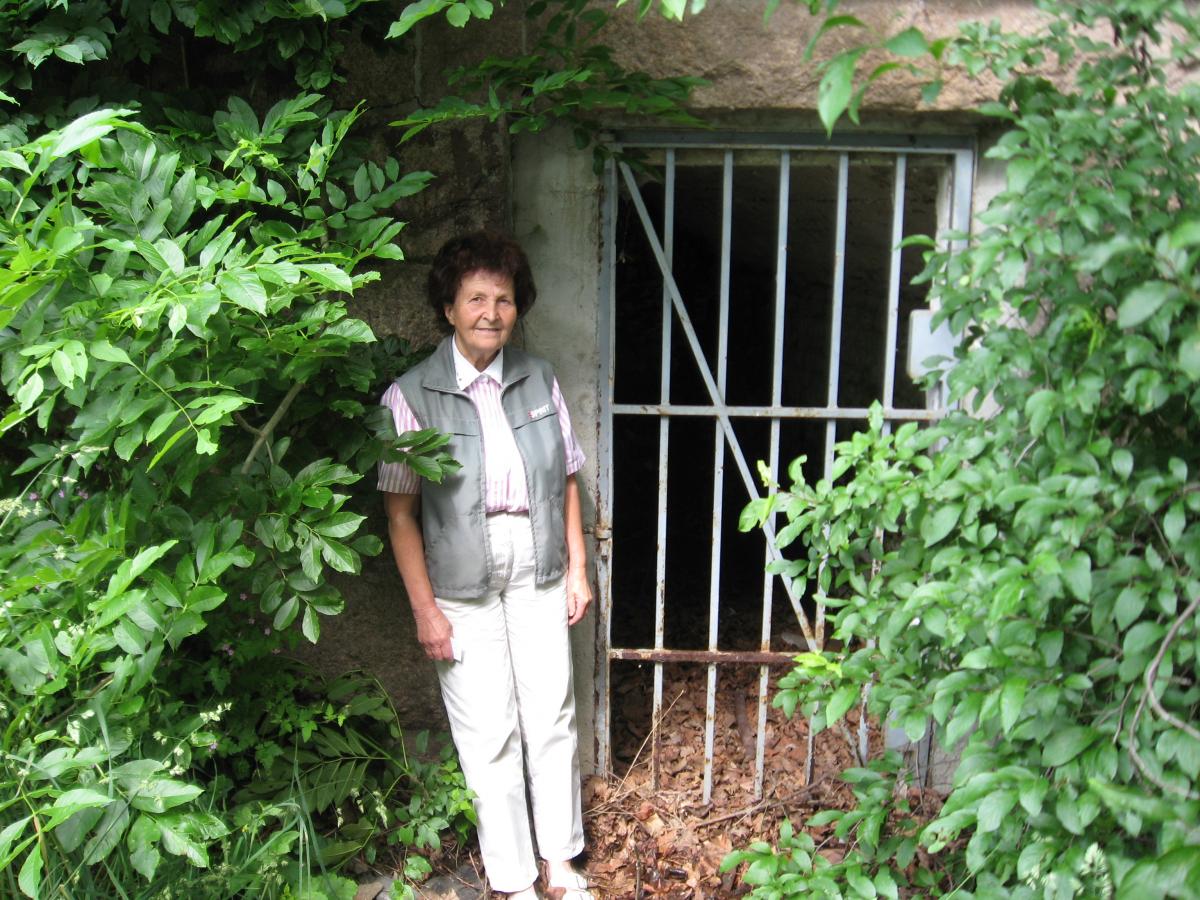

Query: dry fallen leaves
left=580, top=663, right=873, bottom=899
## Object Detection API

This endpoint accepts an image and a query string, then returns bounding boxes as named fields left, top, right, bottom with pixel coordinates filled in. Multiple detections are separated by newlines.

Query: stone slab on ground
left=412, top=864, right=486, bottom=900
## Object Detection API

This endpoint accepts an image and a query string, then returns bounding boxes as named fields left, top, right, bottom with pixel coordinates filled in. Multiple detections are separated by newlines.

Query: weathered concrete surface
left=512, top=126, right=604, bottom=776
left=599, top=0, right=1049, bottom=118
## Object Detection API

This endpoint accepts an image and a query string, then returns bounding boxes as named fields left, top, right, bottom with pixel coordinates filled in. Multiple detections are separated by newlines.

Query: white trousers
left=434, top=512, right=584, bottom=892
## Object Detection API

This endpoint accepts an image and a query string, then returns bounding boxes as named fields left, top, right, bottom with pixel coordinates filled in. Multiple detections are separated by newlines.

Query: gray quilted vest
left=395, top=337, right=568, bottom=598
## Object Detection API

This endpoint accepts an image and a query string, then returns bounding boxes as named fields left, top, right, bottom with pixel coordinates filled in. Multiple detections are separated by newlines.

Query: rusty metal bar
left=650, top=150, right=676, bottom=790
left=612, top=130, right=975, bottom=154
left=610, top=648, right=801, bottom=666
left=611, top=403, right=938, bottom=421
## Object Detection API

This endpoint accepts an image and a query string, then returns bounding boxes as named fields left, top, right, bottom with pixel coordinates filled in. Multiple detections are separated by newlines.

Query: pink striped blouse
left=377, top=344, right=584, bottom=512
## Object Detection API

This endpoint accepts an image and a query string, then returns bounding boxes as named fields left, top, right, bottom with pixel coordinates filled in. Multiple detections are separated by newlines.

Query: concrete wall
left=511, top=129, right=604, bottom=774
left=600, top=0, right=1046, bottom=120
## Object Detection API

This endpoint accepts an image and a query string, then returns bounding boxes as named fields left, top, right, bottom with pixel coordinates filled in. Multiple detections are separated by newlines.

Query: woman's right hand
left=413, top=606, right=454, bottom=661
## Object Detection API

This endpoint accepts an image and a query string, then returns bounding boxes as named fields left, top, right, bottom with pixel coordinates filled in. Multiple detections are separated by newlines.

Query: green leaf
left=1117, top=281, right=1176, bottom=328
left=1077, top=234, right=1138, bottom=272
left=1179, top=330, right=1200, bottom=380
left=884, top=27, right=927, bottom=57
left=0, top=649, right=43, bottom=695
left=873, top=868, right=899, bottom=900
left=826, top=683, right=859, bottom=725
left=218, top=271, right=268, bottom=315
left=153, top=238, right=186, bottom=275
left=817, top=50, right=863, bottom=135
left=128, top=815, right=162, bottom=880
left=157, top=816, right=209, bottom=867
left=128, top=779, right=203, bottom=813
left=1168, top=219, right=1200, bottom=249
left=1123, top=621, right=1164, bottom=657
left=18, top=845, right=42, bottom=898
left=920, top=502, right=962, bottom=547
left=1114, top=585, right=1146, bottom=630
left=1006, top=158, right=1037, bottom=193
left=353, top=165, right=371, bottom=201
left=274, top=596, right=300, bottom=630
left=107, top=541, right=179, bottom=599
left=1061, top=551, right=1091, bottom=601
left=79, top=801, right=127, bottom=866
left=804, top=14, right=866, bottom=61
left=320, top=537, right=358, bottom=573
left=976, top=789, right=1017, bottom=833
left=446, top=3, right=471, bottom=27
left=324, top=319, right=375, bottom=342
left=15, top=372, right=43, bottom=411
left=51, top=348, right=75, bottom=387
left=1042, top=726, right=1098, bottom=767
left=91, top=339, right=132, bottom=364
left=312, top=511, right=366, bottom=539
left=298, top=263, right=353, bottom=293
left=302, top=604, right=320, bottom=643
left=739, top=496, right=773, bottom=532
left=150, top=0, right=172, bottom=32
left=1163, top=502, right=1185, bottom=544
left=49, top=108, right=135, bottom=159
left=0, top=818, right=31, bottom=870
left=1112, top=448, right=1134, bottom=479
left=52, top=788, right=113, bottom=813
left=1000, top=676, right=1026, bottom=732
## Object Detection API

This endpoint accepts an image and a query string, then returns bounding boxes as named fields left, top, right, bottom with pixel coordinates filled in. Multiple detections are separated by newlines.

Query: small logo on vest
left=528, top=403, right=551, bottom=419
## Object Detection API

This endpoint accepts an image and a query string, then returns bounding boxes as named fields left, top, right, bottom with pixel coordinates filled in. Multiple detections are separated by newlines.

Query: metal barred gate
left=594, top=132, right=974, bottom=801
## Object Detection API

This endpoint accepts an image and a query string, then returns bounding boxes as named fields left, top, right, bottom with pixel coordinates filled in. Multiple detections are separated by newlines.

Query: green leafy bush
left=730, top=0, right=1200, bottom=896
left=0, top=87, right=461, bottom=897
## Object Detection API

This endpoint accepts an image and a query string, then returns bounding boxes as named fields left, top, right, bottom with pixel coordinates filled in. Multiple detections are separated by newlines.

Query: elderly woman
left=378, top=230, right=593, bottom=900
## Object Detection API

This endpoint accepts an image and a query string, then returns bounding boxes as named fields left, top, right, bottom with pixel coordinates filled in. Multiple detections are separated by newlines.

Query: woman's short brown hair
left=427, top=229, right=537, bottom=331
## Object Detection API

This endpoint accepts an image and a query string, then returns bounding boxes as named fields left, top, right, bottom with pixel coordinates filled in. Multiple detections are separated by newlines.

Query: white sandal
left=544, top=868, right=594, bottom=900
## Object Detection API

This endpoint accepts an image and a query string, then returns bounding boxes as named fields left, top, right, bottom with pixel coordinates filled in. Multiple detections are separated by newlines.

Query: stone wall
left=289, top=9, right=526, bottom=732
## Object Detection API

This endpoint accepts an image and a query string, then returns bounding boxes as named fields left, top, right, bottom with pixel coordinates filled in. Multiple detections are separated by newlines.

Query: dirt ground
left=578, top=662, right=868, bottom=899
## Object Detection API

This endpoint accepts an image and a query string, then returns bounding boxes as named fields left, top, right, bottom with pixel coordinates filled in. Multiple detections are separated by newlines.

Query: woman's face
left=445, top=269, right=517, bottom=371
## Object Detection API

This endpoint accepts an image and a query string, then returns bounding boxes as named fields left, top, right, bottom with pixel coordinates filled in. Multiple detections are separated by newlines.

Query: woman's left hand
left=566, top=565, right=591, bottom=626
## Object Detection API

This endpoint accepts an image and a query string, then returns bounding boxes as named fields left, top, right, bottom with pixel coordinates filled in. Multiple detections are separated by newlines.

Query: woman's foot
left=543, top=859, right=593, bottom=900
left=506, top=884, right=540, bottom=900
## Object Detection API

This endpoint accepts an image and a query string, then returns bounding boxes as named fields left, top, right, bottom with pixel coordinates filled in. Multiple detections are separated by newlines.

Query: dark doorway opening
left=609, top=151, right=945, bottom=661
